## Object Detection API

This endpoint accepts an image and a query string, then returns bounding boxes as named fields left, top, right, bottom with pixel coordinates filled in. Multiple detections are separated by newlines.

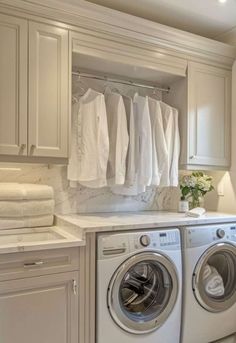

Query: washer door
left=107, top=252, right=178, bottom=334
left=193, top=243, right=236, bottom=313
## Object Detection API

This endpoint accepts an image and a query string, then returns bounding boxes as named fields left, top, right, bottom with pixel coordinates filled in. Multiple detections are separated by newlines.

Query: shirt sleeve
left=169, top=108, right=180, bottom=187
left=115, top=96, right=129, bottom=185
left=138, top=97, right=152, bottom=186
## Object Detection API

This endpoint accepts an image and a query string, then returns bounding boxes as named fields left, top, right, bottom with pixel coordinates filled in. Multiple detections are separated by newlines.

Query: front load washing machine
left=96, top=228, right=182, bottom=343
left=181, top=223, right=236, bottom=343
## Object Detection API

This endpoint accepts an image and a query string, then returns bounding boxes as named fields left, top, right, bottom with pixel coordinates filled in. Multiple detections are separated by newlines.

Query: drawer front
left=0, top=248, right=79, bottom=281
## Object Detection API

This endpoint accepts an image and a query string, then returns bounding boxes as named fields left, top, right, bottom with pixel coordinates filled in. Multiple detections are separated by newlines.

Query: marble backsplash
left=0, top=164, right=179, bottom=214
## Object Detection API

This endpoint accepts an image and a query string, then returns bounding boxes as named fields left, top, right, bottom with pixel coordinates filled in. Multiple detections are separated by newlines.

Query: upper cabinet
left=28, top=22, right=69, bottom=158
left=0, top=4, right=235, bottom=168
left=188, top=62, right=231, bottom=169
left=164, top=62, right=231, bottom=170
left=0, top=15, right=69, bottom=160
left=0, top=14, right=28, bottom=156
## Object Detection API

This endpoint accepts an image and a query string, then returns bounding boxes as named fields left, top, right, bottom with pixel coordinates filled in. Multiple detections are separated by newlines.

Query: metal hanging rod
left=72, top=71, right=170, bottom=93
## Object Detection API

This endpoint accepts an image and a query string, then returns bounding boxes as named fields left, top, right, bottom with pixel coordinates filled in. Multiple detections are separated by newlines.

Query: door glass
left=119, top=260, right=172, bottom=322
left=199, top=250, right=236, bottom=302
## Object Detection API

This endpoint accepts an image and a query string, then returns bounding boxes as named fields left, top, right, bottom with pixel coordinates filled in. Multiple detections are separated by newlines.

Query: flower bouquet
left=180, top=172, right=214, bottom=209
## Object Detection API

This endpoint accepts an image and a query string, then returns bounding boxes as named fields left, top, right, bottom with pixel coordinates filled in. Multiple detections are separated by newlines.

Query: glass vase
left=189, top=197, right=203, bottom=210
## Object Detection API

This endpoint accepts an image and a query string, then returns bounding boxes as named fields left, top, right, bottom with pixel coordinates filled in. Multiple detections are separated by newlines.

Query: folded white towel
left=186, top=207, right=206, bottom=218
left=203, top=264, right=225, bottom=297
left=202, top=264, right=212, bottom=280
left=0, top=183, right=54, bottom=200
left=0, top=215, right=54, bottom=229
left=0, top=199, right=55, bottom=218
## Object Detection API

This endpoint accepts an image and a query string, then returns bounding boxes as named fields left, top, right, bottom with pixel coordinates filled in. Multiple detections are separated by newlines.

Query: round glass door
left=193, top=243, right=236, bottom=313
left=107, top=252, right=178, bottom=334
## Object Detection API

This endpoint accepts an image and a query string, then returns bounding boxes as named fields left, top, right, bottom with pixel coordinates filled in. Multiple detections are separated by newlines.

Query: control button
left=216, top=229, right=225, bottom=239
left=140, top=235, right=151, bottom=247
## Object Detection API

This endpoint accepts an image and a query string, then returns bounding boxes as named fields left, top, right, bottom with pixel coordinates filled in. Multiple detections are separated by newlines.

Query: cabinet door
left=188, top=62, right=231, bottom=167
left=0, top=272, right=78, bottom=343
left=28, top=22, right=69, bottom=158
left=0, top=14, right=27, bottom=156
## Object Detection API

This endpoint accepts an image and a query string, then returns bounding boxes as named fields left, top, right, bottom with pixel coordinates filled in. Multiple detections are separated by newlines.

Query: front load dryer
left=181, top=224, right=236, bottom=343
left=96, top=228, right=182, bottom=343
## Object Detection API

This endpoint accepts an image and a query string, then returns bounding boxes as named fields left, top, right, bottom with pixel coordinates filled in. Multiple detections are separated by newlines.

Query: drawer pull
left=24, top=261, right=44, bottom=267
left=72, top=279, right=78, bottom=295
left=103, top=248, right=126, bottom=255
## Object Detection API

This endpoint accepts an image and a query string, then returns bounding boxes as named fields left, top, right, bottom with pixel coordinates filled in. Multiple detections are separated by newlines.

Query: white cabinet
left=0, top=272, right=79, bottom=343
left=188, top=62, right=231, bottom=168
left=0, top=15, right=69, bottom=160
left=165, top=61, right=231, bottom=170
left=28, top=22, right=69, bottom=158
left=0, top=14, right=28, bottom=156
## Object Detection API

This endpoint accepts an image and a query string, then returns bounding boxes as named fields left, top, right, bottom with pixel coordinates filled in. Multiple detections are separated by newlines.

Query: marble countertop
left=0, top=225, right=85, bottom=254
left=2, top=211, right=236, bottom=254
left=56, top=211, right=236, bottom=237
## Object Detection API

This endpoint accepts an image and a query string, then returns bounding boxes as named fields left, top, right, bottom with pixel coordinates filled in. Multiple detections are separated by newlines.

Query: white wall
left=205, top=57, right=236, bottom=213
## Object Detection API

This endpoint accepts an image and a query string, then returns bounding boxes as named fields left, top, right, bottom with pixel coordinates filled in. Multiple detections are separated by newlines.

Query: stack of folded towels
left=202, top=263, right=225, bottom=297
left=0, top=183, right=55, bottom=229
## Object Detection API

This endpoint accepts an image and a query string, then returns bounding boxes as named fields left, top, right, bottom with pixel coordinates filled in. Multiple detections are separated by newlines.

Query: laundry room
left=0, top=0, right=236, bottom=342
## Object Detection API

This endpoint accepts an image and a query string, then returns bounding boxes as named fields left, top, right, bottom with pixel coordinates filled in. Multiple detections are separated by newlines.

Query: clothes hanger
left=150, top=88, right=160, bottom=100
left=73, top=74, right=89, bottom=97
left=103, top=83, right=121, bottom=96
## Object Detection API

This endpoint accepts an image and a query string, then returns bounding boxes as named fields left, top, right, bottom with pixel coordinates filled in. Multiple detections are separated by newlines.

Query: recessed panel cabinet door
left=0, top=272, right=79, bottom=343
left=0, top=14, right=27, bottom=156
left=188, top=62, right=231, bottom=167
left=28, top=22, right=69, bottom=158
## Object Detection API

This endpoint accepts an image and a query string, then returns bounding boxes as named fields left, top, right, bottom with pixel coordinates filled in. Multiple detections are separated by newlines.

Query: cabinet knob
left=189, top=155, right=195, bottom=159
left=30, top=144, right=36, bottom=154
left=20, top=144, right=26, bottom=150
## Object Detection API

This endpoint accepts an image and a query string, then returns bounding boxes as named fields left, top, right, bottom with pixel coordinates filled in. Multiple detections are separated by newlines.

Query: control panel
left=97, top=228, right=181, bottom=259
left=131, top=230, right=180, bottom=251
left=185, top=224, right=236, bottom=248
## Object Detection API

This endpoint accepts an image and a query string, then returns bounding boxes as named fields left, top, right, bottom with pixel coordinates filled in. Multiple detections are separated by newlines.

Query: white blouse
left=123, top=96, right=136, bottom=186
left=105, top=92, right=129, bottom=185
left=160, top=102, right=180, bottom=187
left=148, top=98, right=168, bottom=186
left=111, top=94, right=152, bottom=196
left=170, top=108, right=180, bottom=187
left=67, top=89, right=109, bottom=188
left=134, top=93, right=152, bottom=187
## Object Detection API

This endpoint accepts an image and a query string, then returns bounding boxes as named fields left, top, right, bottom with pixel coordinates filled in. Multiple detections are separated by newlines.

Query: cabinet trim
left=28, top=21, right=69, bottom=158
left=0, top=13, right=28, bottom=156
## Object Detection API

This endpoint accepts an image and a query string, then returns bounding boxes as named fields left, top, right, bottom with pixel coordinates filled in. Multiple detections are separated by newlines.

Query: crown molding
left=216, top=26, right=236, bottom=45
left=0, top=0, right=236, bottom=67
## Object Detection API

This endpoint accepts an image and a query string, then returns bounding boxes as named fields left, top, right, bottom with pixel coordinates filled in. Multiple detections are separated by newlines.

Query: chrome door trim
left=107, top=251, right=179, bottom=334
left=193, top=243, right=236, bottom=313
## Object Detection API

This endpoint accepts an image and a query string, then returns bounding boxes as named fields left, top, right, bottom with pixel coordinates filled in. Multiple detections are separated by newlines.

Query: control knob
left=216, top=228, right=225, bottom=239
left=140, top=235, right=151, bottom=247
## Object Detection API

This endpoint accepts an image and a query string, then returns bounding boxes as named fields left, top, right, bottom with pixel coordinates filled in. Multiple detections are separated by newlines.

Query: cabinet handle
left=72, top=279, right=78, bottom=295
left=20, top=144, right=26, bottom=151
left=24, top=260, right=44, bottom=268
left=189, top=155, right=195, bottom=159
left=30, top=144, right=36, bottom=155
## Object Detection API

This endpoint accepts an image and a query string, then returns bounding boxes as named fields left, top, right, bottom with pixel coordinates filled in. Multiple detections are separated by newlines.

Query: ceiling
left=63, top=0, right=236, bottom=39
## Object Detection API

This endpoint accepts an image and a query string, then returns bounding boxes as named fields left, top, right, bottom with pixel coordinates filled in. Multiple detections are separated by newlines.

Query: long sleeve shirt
left=67, top=88, right=109, bottom=188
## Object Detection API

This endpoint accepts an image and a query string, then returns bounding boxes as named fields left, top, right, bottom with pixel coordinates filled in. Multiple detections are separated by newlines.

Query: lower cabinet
left=0, top=271, right=79, bottom=343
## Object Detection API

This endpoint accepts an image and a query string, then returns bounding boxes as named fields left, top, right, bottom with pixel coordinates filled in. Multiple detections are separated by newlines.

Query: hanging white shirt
left=160, top=102, right=180, bottom=187
left=134, top=93, right=152, bottom=187
left=111, top=94, right=152, bottom=196
left=67, top=88, right=109, bottom=188
left=105, top=92, right=129, bottom=186
left=122, top=96, right=137, bottom=186
left=170, top=108, right=180, bottom=187
left=148, top=98, right=168, bottom=186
